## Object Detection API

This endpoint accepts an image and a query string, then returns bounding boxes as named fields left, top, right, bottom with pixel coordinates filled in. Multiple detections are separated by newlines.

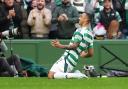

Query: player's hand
left=80, top=51, right=88, bottom=58
left=51, top=39, right=63, bottom=48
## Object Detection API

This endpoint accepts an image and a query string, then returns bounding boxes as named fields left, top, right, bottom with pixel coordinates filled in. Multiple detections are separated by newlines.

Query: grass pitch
left=0, top=77, right=127, bottom=89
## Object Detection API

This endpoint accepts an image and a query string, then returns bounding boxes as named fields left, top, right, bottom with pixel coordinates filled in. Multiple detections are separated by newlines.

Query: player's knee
left=48, top=71, right=55, bottom=79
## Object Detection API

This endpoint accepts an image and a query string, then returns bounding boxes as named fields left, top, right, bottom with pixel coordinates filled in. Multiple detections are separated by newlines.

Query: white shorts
left=49, top=57, right=74, bottom=73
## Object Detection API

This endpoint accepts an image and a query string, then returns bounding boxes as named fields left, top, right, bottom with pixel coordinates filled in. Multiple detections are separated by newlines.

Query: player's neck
left=81, top=23, right=89, bottom=28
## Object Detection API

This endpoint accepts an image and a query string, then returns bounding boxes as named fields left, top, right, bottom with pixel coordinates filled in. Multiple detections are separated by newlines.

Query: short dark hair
left=84, top=11, right=93, bottom=22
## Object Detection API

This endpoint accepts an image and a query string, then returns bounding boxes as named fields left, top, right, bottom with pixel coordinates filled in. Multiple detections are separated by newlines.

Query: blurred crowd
left=0, top=0, right=128, bottom=39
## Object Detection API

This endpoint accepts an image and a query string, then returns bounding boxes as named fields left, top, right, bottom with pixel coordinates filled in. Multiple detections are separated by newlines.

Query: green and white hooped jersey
left=62, top=27, right=94, bottom=67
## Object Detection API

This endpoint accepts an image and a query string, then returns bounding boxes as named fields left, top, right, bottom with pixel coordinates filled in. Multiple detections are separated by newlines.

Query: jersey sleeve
left=73, top=31, right=83, bottom=43
left=88, top=42, right=93, bottom=49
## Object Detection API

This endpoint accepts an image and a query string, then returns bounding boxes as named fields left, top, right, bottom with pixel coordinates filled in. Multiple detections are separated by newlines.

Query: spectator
left=112, top=0, right=126, bottom=34
left=27, top=0, right=37, bottom=14
left=95, top=0, right=122, bottom=39
left=27, top=0, right=37, bottom=38
left=15, top=0, right=27, bottom=9
left=122, top=0, right=128, bottom=39
left=0, top=0, right=28, bottom=39
left=94, top=0, right=104, bottom=22
left=31, top=0, right=37, bottom=9
left=27, top=0, right=52, bottom=39
left=45, top=0, right=58, bottom=39
left=15, top=0, right=30, bottom=39
left=52, top=0, right=79, bottom=39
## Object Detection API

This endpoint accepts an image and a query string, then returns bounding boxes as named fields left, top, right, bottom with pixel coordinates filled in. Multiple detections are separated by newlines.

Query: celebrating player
left=48, top=12, right=94, bottom=79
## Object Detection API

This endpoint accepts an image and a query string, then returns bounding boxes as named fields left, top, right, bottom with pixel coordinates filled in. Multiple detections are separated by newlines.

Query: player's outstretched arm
left=51, top=39, right=79, bottom=50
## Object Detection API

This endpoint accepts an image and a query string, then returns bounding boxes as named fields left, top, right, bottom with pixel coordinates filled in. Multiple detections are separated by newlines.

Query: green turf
left=0, top=77, right=127, bottom=89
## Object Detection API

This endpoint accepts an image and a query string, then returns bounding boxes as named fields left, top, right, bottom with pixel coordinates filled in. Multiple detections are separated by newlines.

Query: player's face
left=79, top=13, right=89, bottom=25
left=37, top=0, right=45, bottom=10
